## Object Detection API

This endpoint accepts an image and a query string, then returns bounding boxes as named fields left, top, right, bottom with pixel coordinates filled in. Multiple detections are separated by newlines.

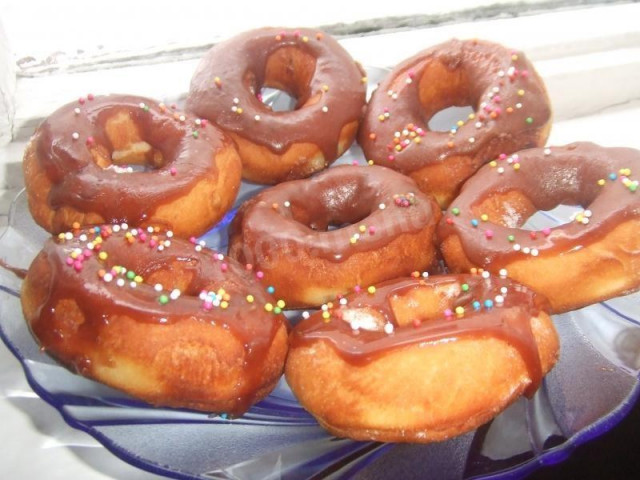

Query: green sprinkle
left=158, top=295, right=169, bottom=305
left=461, top=283, right=470, bottom=292
left=274, top=307, right=282, bottom=314
left=451, top=207, right=460, bottom=216
left=126, top=270, right=135, bottom=280
left=525, top=117, right=533, bottom=124
left=507, top=235, right=515, bottom=242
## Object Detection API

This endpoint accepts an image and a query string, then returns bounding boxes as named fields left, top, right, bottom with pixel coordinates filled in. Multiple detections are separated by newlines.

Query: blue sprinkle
left=484, top=299, right=494, bottom=309
left=267, top=286, right=275, bottom=294
left=609, top=173, right=618, bottom=181
left=471, top=219, right=479, bottom=228
left=472, top=301, right=481, bottom=311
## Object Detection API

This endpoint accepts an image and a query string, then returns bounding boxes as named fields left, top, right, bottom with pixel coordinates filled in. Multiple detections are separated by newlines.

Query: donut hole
left=417, top=59, right=482, bottom=133
left=259, top=46, right=317, bottom=111
left=389, top=281, right=462, bottom=327
left=90, top=110, right=173, bottom=172
left=471, top=191, right=589, bottom=231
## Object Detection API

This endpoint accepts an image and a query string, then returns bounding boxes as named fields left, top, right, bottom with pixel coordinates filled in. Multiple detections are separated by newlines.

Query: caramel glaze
left=34, top=94, right=233, bottom=229
left=358, top=39, right=551, bottom=172
left=290, top=274, right=549, bottom=396
left=24, top=226, right=287, bottom=415
left=228, top=165, right=439, bottom=265
left=437, top=142, right=640, bottom=266
left=186, top=27, right=367, bottom=160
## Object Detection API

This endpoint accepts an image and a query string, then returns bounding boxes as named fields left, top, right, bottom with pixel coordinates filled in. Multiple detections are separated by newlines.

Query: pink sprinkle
left=189, top=236, right=197, bottom=244
left=444, top=308, right=453, bottom=317
left=203, top=302, right=213, bottom=311
left=493, top=95, right=502, bottom=104
left=293, top=30, right=301, bottom=37
left=78, top=97, right=86, bottom=105
left=170, top=167, right=177, bottom=176
left=245, top=263, right=253, bottom=271
left=200, top=119, right=208, bottom=127
left=220, top=263, right=228, bottom=272
left=542, top=227, right=551, bottom=236
left=66, top=257, right=74, bottom=266
left=498, top=153, right=507, bottom=160
left=368, top=226, right=376, bottom=235
left=408, top=70, right=415, bottom=78
left=387, top=155, right=395, bottom=161
left=485, top=229, right=494, bottom=239
left=87, top=93, right=95, bottom=101
left=86, top=136, right=95, bottom=146
left=529, top=231, right=537, bottom=240
left=139, top=232, right=147, bottom=242
left=521, top=70, right=529, bottom=78
left=73, top=260, right=83, bottom=271
left=83, top=249, right=92, bottom=258
left=149, top=239, right=157, bottom=248
left=352, top=160, right=359, bottom=166
left=256, top=271, right=264, bottom=279
left=354, top=285, right=362, bottom=293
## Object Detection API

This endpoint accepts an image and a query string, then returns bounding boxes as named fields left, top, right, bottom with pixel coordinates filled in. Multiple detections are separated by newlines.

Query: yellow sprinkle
left=597, top=179, right=606, bottom=186
left=276, top=299, right=286, bottom=309
left=217, top=288, right=226, bottom=296
left=98, top=251, right=108, bottom=260
left=223, top=293, right=231, bottom=301
left=358, top=225, right=366, bottom=233
left=468, top=113, right=475, bottom=120
left=368, top=160, right=375, bottom=165
left=456, top=120, right=464, bottom=127
left=220, top=301, right=229, bottom=309
left=455, top=306, right=465, bottom=316
left=134, top=275, right=143, bottom=283
left=480, top=214, right=489, bottom=221
left=264, top=303, right=274, bottom=312
left=361, top=76, right=368, bottom=83
left=414, top=137, right=421, bottom=144
left=394, top=144, right=402, bottom=152
left=322, top=311, right=331, bottom=320
left=236, top=107, right=243, bottom=114
left=350, top=236, right=358, bottom=244
left=367, top=286, right=376, bottom=294
left=94, top=236, right=103, bottom=244
left=518, top=89, right=525, bottom=96
left=302, top=36, right=309, bottom=42
left=489, top=160, right=498, bottom=167
left=246, top=295, right=254, bottom=303
left=511, top=54, right=519, bottom=61
left=58, top=233, right=66, bottom=240
left=321, top=84, right=329, bottom=92
left=513, top=163, right=521, bottom=170
left=378, top=114, right=385, bottom=121
left=620, top=168, right=632, bottom=176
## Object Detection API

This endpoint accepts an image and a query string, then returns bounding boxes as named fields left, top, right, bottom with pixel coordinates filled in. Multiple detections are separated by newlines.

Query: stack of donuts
left=18, top=26, right=640, bottom=444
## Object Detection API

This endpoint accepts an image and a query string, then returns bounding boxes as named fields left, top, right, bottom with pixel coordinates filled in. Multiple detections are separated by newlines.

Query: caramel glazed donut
left=23, top=94, right=242, bottom=238
left=228, top=164, right=442, bottom=308
left=186, top=27, right=367, bottom=184
left=21, top=224, right=289, bottom=416
left=286, top=272, right=559, bottom=443
left=438, top=142, right=640, bottom=313
left=358, top=38, right=552, bottom=208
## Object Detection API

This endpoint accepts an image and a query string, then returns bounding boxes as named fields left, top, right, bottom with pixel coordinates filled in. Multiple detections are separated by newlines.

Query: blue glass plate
left=1, top=69, right=639, bottom=478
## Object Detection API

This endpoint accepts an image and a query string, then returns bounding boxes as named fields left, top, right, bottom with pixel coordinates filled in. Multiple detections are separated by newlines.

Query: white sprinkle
left=65, top=232, right=73, bottom=240
left=495, top=295, right=505, bottom=305
left=492, top=87, right=500, bottom=93
left=523, top=247, right=531, bottom=254
left=113, top=225, right=121, bottom=232
left=302, top=311, right=310, bottom=319
left=179, top=115, right=186, bottom=122
left=216, top=252, right=224, bottom=260
left=513, top=244, right=521, bottom=251
left=170, top=289, right=181, bottom=300
left=147, top=226, right=154, bottom=233
left=139, top=102, right=146, bottom=109
left=321, top=304, right=329, bottom=312
left=130, top=228, right=138, bottom=236
left=154, top=283, right=163, bottom=292
left=195, top=245, right=203, bottom=252
left=475, top=122, right=483, bottom=128
left=74, top=107, right=81, bottom=115
left=130, top=281, right=137, bottom=288
left=498, top=70, right=505, bottom=77
left=469, top=137, right=475, bottom=144
left=231, top=106, right=238, bottom=112
left=79, top=234, right=87, bottom=242
left=422, top=271, right=429, bottom=278
left=384, top=323, right=395, bottom=334
left=392, top=93, right=399, bottom=100
left=103, top=273, right=113, bottom=282
left=321, top=106, right=329, bottom=113
left=158, top=245, right=165, bottom=252
left=164, top=240, right=171, bottom=248
left=116, top=278, right=125, bottom=287
left=500, top=286, right=508, bottom=295
left=283, top=201, right=291, bottom=207
left=584, top=210, right=592, bottom=218
left=516, top=103, right=523, bottom=109
left=379, top=203, right=386, bottom=210
left=499, top=268, right=508, bottom=278
left=482, top=271, right=491, bottom=279
left=405, top=77, right=412, bottom=84
left=544, top=148, right=551, bottom=155
left=233, top=97, right=240, bottom=104
left=339, top=297, right=348, bottom=305
left=531, top=248, right=539, bottom=256
left=121, top=223, right=129, bottom=230
left=72, top=132, right=80, bottom=140
left=254, top=114, right=261, bottom=121
left=497, top=167, right=505, bottom=174
left=86, top=242, right=95, bottom=250
left=166, top=230, right=174, bottom=238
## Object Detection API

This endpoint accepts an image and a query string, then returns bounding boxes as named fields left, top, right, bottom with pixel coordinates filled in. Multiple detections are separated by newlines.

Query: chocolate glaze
left=358, top=39, right=551, bottom=172
left=228, top=165, right=439, bottom=264
left=437, top=142, right=640, bottom=267
left=290, top=274, right=549, bottom=396
left=186, top=27, right=367, bottom=160
left=25, top=226, right=287, bottom=415
left=33, top=94, right=232, bottom=229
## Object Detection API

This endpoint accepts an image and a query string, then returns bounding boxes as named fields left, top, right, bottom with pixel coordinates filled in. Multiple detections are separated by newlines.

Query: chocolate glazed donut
left=358, top=38, right=552, bottom=207
left=186, top=27, right=367, bottom=184
left=285, top=273, right=559, bottom=443
left=21, top=225, right=289, bottom=416
left=227, top=165, right=442, bottom=308
left=438, top=142, right=640, bottom=313
left=23, top=94, right=242, bottom=238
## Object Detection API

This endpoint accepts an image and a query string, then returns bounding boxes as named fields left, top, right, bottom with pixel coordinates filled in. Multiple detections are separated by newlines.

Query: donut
left=285, top=272, right=559, bottom=443
left=358, top=38, right=552, bottom=208
left=227, top=164, right=442, bottom=308
left=20, top=224, right=289, bottom=415
left=186, top=27, right=367, bottom=184
left=23, top=94, right=242, bottom=238
left=437, top=142, right=640, bottom=313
